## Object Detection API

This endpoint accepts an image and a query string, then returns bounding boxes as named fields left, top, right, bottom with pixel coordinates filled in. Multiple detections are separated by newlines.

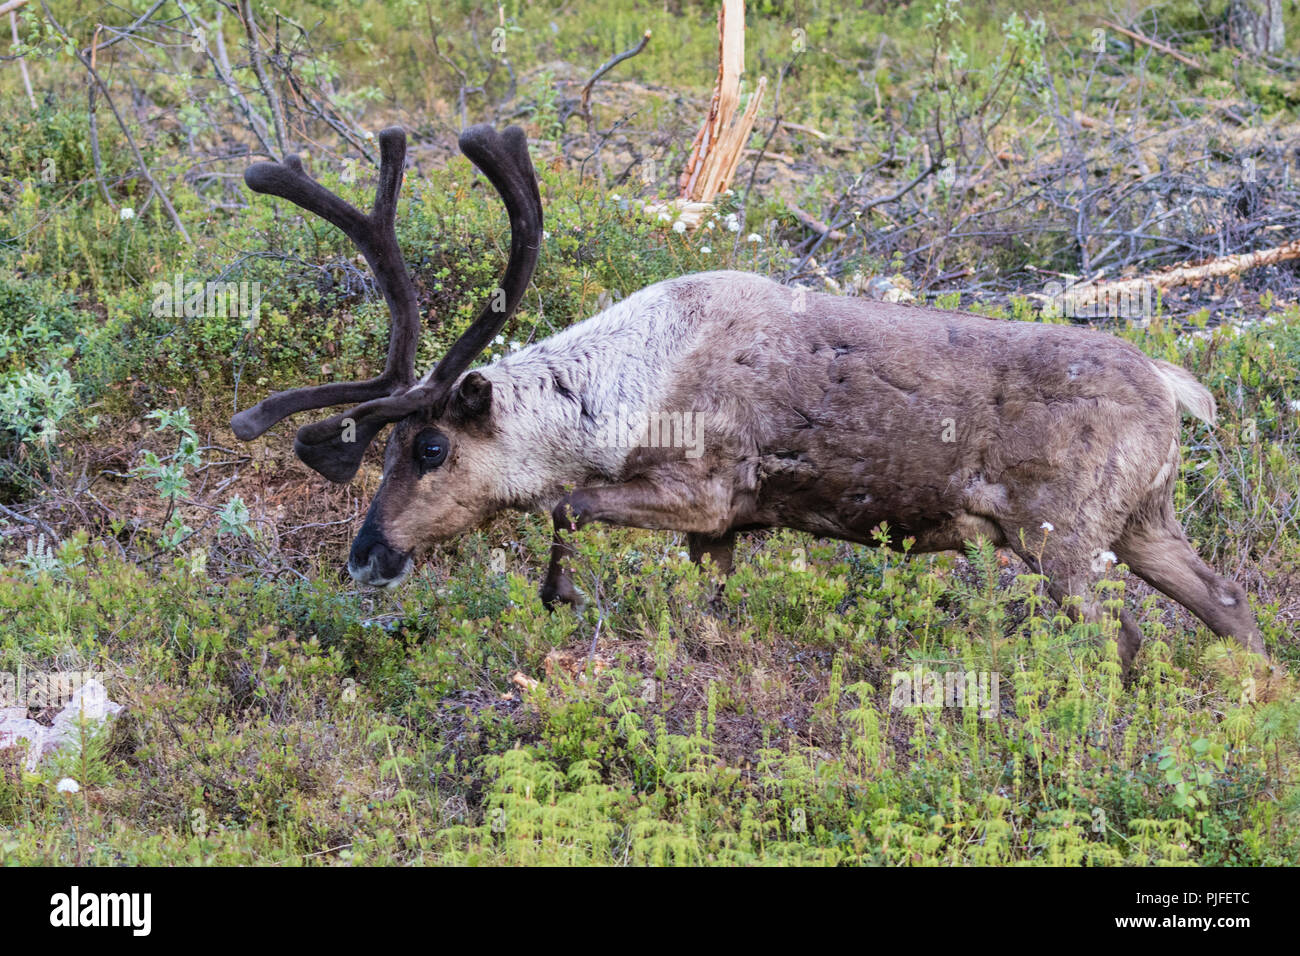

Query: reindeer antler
left=230, top=124, right=543, bottom=483
left=231, top=127, right=418, bottom=441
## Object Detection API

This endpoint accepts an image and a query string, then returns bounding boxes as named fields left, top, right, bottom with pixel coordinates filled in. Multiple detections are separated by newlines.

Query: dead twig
left=176, top=3, right=279, bottom=161
left=238, top=0, right=288, bottom=157
left=8, top=1, right=35, bottom=110
left=733, top=56, right=793, bottom=257
left=0, top=502, right=58, bottom=543
left=578, top=29, right=652, bottom=188
left=580, top=29, right=652, bottom=117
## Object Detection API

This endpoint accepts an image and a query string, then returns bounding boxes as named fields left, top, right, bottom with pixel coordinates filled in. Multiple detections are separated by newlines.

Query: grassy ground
left=0, top=0, right=1298, bottom=864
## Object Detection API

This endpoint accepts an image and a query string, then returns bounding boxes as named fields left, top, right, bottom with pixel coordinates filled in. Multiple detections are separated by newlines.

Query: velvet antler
left=230, top=124, right=543, bottom=482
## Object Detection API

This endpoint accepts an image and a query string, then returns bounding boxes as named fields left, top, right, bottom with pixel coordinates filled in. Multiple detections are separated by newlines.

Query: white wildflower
left=57, top=778, right=80, bottom=794
left=119, top=207, right=135, bottom=221
left=747, top=233, right=762, bottom=243
left=1040, top=521, right=1054, bottom=532
left=672, top=220, right=687, bottom=233
left=1090, top=550, right=1118, bottom=573
left=701, top=246, right=712, bottom=254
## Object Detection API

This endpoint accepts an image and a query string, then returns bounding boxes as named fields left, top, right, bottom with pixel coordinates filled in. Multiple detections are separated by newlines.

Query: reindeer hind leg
left=1113, top=512, right=1264, bottom=657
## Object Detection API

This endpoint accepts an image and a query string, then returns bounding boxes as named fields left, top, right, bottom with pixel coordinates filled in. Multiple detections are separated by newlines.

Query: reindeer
left=231, top=124, right=1266, bottom=673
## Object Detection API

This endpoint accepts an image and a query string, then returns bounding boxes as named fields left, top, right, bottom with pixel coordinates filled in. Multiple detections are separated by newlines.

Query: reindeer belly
left=748, top=455, right=970, bottom=546
left=742, top=388, right=980, bottom=548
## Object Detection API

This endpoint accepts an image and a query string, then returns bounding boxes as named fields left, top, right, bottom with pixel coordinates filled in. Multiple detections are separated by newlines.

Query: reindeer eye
left=414, top=430, right=448, bottom=472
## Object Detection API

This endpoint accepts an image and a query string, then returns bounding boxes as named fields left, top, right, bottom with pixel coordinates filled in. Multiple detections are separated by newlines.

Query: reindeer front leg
left=540, top=506, right=585, bottom=609
left=540, top=475, right=733, bottom=609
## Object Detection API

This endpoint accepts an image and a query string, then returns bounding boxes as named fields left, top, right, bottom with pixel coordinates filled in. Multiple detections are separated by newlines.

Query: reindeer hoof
left=540, top=576, right=586, bottom=611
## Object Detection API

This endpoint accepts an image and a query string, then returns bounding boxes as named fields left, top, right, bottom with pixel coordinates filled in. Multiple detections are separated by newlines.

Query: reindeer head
left=230, top=125, right=542, bottom=586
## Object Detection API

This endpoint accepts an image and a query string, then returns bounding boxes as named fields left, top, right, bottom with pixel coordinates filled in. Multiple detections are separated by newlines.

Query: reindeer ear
left=448, top=371, right=493, bottom=424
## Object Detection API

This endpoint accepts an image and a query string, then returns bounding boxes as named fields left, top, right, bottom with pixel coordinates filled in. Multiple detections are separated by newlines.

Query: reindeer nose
left=348, top=504, right=413, bottom=587
left=348, top=539, right=413, bottom=587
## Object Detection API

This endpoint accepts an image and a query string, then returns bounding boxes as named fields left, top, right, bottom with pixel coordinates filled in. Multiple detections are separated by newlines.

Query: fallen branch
left=788, top=202, right=846, bottom=240
left=1100, top=19, right=1203, bottom=71
left=779, top=119, right=829, bottom=141
left=0, top=502, right=58, bottom=543
left=1037, top=238, right=1300, bottom=312
left=742, top=147, right=795, bottom=164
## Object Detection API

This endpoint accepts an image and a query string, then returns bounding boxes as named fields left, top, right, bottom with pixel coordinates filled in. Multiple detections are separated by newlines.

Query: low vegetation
left=0, top=0, right=1296, bottom=865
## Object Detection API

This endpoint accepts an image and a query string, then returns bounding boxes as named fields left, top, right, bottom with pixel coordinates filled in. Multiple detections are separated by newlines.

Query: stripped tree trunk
left=677, top=0, right=766, bottom=204
left=1227, top=0, right=1285, bottom=55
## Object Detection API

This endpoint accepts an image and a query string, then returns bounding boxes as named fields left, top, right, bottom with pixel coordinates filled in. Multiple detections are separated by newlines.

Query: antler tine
left=230, top=127, right=420, bottom=441
left=289, top=124, right=543, bottom=483
left=419, top=124, right=543, bottom=397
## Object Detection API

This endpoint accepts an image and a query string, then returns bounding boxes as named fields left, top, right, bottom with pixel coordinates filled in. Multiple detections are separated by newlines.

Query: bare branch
left=39, top=0, right=191, bottom=243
